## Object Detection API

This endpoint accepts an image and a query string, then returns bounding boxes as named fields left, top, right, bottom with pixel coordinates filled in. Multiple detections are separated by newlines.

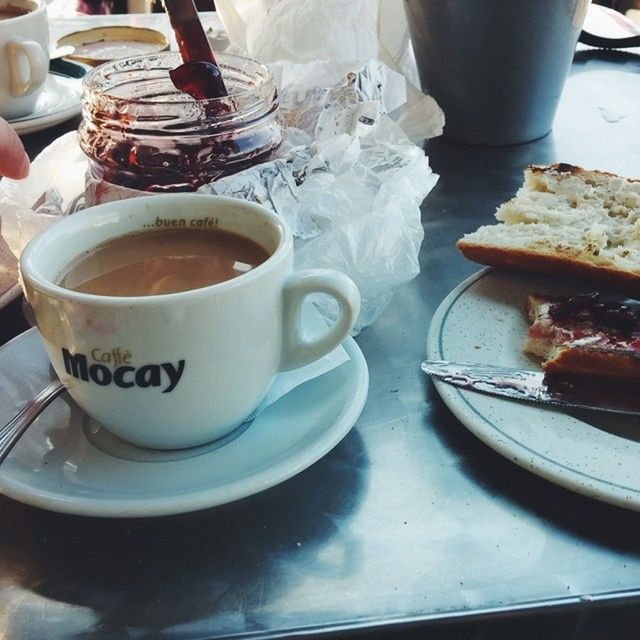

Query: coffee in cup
left=0, top=0, right=49, bottom=120
left=0, top=5, right=30, bottom=19
left=59, top=227, right=271, bottom=296
left=20, top=195, right=361, bottom=450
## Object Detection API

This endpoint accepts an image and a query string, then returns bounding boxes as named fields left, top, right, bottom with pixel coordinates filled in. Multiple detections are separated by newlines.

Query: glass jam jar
left=78, top=52, right=284, bottom=197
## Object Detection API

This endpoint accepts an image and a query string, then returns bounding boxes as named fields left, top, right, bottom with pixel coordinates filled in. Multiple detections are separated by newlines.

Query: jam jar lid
left=57, top=25, right=170, bottom=67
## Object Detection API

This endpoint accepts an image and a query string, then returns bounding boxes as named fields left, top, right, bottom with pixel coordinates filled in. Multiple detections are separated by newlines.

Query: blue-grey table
left=1, top=47, right=640, bottom=640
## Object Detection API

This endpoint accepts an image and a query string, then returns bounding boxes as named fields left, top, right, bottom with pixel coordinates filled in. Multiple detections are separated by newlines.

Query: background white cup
left=0, top=0, right=49, bottom=120
left=20, top=194, right=361, bottom=450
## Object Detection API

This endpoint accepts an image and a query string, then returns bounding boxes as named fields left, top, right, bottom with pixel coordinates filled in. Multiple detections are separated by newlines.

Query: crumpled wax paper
left=214, top=0, right=444, bottom=145
left=199, top=59, right=438, bottom=330
left=1, top=0, right=442, bottom=333
left=1, top=132, right=87, bottom=259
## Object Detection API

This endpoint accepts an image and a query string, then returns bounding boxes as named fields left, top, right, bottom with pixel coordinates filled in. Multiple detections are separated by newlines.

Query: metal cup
left=404, top=0, right=591, bottom=145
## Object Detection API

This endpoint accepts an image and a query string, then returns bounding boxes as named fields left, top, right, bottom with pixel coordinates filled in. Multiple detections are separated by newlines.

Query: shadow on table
left=0, top=428, right=368, bottom=636
left=423, top=376, right=640, bottom=553
left=573, top=47, right=640, bottom=70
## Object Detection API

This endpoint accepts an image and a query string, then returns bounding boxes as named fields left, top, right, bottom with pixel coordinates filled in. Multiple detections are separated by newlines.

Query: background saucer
left=8, top=74, right=82, bottom=136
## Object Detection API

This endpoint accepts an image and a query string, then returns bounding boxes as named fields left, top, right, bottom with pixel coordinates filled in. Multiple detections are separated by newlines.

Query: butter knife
left=421, top=360, right=640, bottom=415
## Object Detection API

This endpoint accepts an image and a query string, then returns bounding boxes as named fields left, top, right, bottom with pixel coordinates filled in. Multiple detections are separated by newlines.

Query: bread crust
left=543, top=346, right=640, bottom=382
left=524, top=292, right=640, bottom=383
left=528, top=162, right=640, bottom=184
left=457, top=243, right=640, bottom=298
left=457, top=163, right=640, bottom=297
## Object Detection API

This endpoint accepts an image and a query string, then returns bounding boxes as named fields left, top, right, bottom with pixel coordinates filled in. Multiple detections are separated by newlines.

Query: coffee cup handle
left=6, top=38, right=48, bottom=97
left=280, top=269, right=361, bottom=371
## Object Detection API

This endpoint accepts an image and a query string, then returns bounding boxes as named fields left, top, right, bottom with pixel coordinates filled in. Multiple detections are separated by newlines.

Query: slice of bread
left=457, top=163, right=640, bottom=296
left=524, top=293, right=640, bottom=382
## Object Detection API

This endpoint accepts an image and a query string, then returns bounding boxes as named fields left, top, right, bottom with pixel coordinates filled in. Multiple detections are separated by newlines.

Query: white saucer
left=8, top=74, right=82, bottom=135
left=0, top=329, right=368, bottom=517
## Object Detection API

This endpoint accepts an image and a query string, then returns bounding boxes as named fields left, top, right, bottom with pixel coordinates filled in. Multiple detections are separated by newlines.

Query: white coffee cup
left=20, top=194, right=361, bottom=449
left=0, top=0, right=49, bottom=120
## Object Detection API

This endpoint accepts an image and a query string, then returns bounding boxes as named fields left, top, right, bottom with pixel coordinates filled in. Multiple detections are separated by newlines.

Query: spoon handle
left=163, top=0, right=221, bottom=65
left=0, top=380, right=65, bottom=465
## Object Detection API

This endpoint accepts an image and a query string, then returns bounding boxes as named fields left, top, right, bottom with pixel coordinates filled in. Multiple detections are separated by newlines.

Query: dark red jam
left=78, top=52, right=283, bottom=196
left=170, top=61, right=229, bottom=102
left=548, top=292, right=640, bottom=334
left=163, top=0, right=229, bottom=100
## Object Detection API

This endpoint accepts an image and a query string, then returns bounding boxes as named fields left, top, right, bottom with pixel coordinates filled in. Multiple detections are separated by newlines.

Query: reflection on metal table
left=2, top=30, right=640, bottom=640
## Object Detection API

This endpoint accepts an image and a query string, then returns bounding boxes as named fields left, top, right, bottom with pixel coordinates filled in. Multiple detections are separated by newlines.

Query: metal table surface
left=2, top=48, right=640, bottom=640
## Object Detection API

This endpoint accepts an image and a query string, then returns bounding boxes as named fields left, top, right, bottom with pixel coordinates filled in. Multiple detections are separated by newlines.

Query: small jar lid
left=57, top=26, right=169, bottom=67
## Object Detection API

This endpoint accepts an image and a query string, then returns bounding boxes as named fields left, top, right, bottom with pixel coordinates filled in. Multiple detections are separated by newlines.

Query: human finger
left=0, top=118, right=29, bottom=179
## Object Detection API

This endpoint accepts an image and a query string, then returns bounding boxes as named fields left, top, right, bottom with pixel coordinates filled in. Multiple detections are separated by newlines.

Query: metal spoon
left=0, top=380, right=65, bottom=465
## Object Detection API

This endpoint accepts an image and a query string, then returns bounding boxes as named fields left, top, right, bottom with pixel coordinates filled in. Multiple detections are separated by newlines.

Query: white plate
left=0, top=329, right=368, bottom=517
left=427, top=268, right=640, bottom=512
left=8, top=74, right=82, bottom=135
